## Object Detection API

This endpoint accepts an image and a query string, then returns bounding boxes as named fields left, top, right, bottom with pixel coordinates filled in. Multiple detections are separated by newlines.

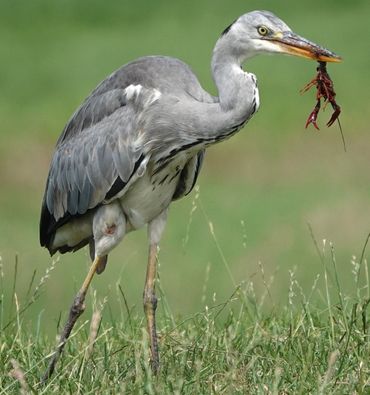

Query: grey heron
left=40, top=10, right=340, bottom=380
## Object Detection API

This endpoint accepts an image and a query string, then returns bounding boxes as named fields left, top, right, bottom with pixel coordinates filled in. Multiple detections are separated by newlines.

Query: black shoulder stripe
left=105, top=177, right=127, bottom=200
left=104, top=153, right=145, bottom=200
left=186, top=150, right=204, bottom=196
left=221, top=18, right=237, bottom=36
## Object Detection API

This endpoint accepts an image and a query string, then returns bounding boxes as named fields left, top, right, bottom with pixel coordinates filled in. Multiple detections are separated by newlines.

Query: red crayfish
left=301, top=61, right=341, bottom=130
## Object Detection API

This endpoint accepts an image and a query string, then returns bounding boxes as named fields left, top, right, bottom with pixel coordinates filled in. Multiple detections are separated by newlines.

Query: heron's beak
left=266, top=31, right=341, bottom=63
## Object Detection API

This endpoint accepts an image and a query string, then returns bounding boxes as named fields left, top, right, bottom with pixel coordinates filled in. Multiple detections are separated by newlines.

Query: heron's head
left=220, top=10, right=341, bottom=63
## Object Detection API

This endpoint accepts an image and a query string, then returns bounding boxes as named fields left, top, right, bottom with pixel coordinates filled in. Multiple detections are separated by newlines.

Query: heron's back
left=94, top=56, right=215, bottom=103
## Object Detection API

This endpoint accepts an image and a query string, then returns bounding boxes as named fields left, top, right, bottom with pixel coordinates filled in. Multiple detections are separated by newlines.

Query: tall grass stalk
left=0, top=238, right=369, bottom=393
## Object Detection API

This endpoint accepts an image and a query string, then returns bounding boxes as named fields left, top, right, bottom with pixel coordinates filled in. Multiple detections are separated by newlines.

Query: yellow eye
left=257, top=25, right=269, bottom=36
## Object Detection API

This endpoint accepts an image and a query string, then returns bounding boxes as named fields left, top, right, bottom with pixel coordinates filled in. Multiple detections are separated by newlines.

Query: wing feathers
left=40, top=85, right=158, bottom=249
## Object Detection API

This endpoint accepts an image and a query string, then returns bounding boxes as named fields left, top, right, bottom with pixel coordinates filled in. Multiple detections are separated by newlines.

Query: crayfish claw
left=306, top=118, right=320, bottom=130
left=326, top=104, right=341, bottom=127
left=326, top=116, right=335, bottom=127
left=305, top=110, right=320, bottom=130
left=305, top=100, right=321, bottom=130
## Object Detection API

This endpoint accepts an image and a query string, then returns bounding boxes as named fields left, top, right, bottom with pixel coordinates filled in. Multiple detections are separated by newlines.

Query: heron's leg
left=41, top=255, right=104, bottom=383
left=144, top=210, right=167, bottom=374
left=144, top=243, right=160, bottom=373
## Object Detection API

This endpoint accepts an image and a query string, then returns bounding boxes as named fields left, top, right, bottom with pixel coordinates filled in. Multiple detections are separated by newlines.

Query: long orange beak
left=265, top=31, right=342, bottom=63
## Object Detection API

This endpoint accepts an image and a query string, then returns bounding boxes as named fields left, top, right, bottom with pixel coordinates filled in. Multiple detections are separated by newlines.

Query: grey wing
left=40, top=85, right=155, bottom=250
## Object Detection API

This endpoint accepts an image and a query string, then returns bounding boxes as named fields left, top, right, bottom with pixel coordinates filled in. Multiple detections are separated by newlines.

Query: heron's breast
left=119, top=156, right=187, bottom=230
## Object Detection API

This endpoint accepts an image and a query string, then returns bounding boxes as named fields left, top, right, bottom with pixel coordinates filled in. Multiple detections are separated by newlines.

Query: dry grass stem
left=9, top=359, right=29, bottom=395
left=85, top=310, right=102, bottom=360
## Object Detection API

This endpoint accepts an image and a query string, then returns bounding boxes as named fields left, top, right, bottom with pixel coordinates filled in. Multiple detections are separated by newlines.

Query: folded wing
left=40, top=85, right=158, bottom=251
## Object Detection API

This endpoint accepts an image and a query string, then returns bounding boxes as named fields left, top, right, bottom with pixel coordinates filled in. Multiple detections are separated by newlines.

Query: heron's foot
left=144, top=291, right=160, bottom=374
left=41, top=291, right=87, bottom=384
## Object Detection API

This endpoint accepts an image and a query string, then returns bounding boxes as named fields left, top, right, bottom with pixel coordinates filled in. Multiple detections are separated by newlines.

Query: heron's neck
left=149, top=41, right=259, bottom=150
left=211, top=40, right=256, bottom=116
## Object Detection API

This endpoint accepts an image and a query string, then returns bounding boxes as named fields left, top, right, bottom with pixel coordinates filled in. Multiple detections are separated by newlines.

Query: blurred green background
left=1, top=0, right=369, bottom=334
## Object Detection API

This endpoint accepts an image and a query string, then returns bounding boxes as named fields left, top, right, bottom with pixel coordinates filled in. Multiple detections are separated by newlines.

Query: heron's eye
left=257, top=25, right=269, bottom=36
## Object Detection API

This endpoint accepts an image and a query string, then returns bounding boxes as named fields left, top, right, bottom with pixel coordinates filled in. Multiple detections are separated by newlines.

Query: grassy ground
left=1, top=242, right=369, bottom=393
left=1, top=1, right=370, bottom=392
left=0, top=0, right=369, bottom=322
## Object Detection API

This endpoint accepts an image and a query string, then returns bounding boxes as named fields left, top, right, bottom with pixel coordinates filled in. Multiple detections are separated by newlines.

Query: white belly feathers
left=119, top=170, right=178, bottom=230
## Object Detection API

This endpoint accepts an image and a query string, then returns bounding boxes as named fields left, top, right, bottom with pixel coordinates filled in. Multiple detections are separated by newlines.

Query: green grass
left=0, top=1, right=369, bottom=321
left=1, top=239, right=369, bottom=394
